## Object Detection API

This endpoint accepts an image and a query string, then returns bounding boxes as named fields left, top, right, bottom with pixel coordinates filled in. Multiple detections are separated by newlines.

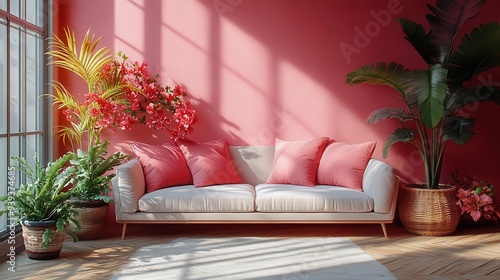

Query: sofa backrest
left=228, top=146, right=275, bottom=186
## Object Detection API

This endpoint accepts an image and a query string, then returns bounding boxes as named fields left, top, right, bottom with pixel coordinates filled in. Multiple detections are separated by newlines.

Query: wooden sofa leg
left=121, top=223, right=128, bottom=240
left=380, top=223, right=388, bottom=239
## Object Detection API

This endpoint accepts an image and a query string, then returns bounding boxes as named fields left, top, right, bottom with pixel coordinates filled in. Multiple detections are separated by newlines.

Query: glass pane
left=26, top=134, right=36, bottom=164
left=26, top=0, right=44, bottom=27
left=9, top=136, right=20, bottom=161
left=34, top=34, right=43, bottom=130
left=0, top=0, right=6, bottom=11
left=0, top=138, right=5, bottom=232
left=0, top=20, right=6, bottom=134
left=26, top=31, right=43, bottom=132
left=9, top=136, right=24, bottom=186
left=9, top=25, right=23, bottom=134
left=10, top=0, right=20, bottom=18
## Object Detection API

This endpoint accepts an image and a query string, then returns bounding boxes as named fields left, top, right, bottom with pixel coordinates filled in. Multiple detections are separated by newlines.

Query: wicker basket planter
left=69, top=200, right=109, bottom=240
left=21, top=220, right=66, bottom=260
left=398, top=184, right=461, bottom=236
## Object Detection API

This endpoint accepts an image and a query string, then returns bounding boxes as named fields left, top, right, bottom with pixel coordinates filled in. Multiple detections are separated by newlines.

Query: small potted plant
left=66, top=140, right=128, bottom=240
left=0, top=154, right=79, bottom=260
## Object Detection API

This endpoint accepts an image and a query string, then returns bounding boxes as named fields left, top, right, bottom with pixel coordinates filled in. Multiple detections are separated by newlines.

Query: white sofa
left=112, top=146, right=399, bottom=239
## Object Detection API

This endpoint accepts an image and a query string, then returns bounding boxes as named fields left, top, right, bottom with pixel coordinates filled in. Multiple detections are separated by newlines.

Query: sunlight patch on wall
left=160, top=0, right=214, bottom=92
left=277, top=59, right=340, bottom=139
left=113, top=0, right=146, bottom=58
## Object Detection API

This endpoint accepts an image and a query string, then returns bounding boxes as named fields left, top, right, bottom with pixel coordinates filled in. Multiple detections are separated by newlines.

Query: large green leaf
left=425, top=0, right=486, bottom=64
left=446, top=86, right=500, bottom=111
left=448, top=22, right=500, bottom=84
left=398, top=18, right=439, bottom=65
left=382, top=128, right=415, bottom=158
left=367, top=107, right=415, bottom=124
left=442, top=116, right=476, bottom=144
left=407, top=64, right=448, bottom=128
left=346, top=62, right=410, bottom=98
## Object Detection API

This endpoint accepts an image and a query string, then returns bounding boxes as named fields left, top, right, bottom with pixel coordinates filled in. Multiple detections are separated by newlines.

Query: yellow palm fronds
left=47, top=27, right=112, bottom=92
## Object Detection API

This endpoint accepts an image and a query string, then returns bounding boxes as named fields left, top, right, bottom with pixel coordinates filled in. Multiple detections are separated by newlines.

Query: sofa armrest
left=362, top=159, right=398, bottom=214
left=112, top=158, right=146, bottom=218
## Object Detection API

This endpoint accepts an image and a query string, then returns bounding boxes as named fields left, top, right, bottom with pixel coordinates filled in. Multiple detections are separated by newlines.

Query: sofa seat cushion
left=255, top=184, right=374, bottom=212
left=138, top=184, right=256, bottom=212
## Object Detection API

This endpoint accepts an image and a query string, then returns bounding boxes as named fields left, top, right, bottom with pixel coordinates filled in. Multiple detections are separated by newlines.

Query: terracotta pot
left=21, top=220, right=65, bottom=260
left=69, top=200, right=109, bottom=240
left=398, top=184, right=461, bottom=236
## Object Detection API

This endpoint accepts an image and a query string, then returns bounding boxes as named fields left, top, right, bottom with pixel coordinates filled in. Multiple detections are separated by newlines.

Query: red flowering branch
left=89, top=51, right=198, bottom=141
left=49, top=28, right=197, bottom=149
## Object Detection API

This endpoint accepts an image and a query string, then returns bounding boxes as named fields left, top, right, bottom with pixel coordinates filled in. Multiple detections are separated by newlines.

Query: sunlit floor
left=1, top=222, right=499, bottom=279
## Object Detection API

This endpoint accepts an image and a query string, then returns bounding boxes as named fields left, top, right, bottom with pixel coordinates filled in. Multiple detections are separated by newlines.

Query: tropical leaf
left=442, top=116, right=476, bottom=144
left=446, top=87, right=500, bottom=111
left=346, top=62, right=410, bottom=98
left=398, top=18, right=439, bottom=65
left=47, top=27, right=112, bottom=91
left=382, top=128, right=415, bottom=158
left=448, top=22, right=500, bottom=84
left=41, top=229, right=52, bottom=248
left=407, top=64, right=448, bottom=128
left=367, top=107, right=415, bottom=124
left=426, top=0, right=486, bottom=64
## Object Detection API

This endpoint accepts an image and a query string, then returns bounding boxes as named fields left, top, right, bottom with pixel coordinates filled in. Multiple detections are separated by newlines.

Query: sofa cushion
left=267, top=137, right=328, bottom=187
left=316, top=141, right=376, bottom=191
left=255, top=184, right=374, bottom=212
left=132, top=142, right=193, bottom=192
left=138, top=184, right=256, bottom=212
left=178, top=139, right=242, bottom=187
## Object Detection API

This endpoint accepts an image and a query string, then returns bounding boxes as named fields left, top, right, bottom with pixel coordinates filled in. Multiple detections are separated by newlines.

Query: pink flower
left=451, top=170, right=500, bottom=222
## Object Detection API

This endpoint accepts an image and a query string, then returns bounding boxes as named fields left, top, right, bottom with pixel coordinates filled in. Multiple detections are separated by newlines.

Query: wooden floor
left=1, top=222, right=499, bottom=279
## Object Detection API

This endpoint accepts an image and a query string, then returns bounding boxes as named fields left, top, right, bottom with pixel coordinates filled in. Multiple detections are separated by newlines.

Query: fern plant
left=66, top=140, right=129, bottom=202
left=0, top=154, right=80, bottom=247
left=346, top=0, right=500, bottom=189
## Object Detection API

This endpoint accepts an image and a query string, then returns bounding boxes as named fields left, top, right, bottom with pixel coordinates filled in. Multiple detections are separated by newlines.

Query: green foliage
left=66, top=140, right=129, bottom=202
left=346, top=0, right=500, bottom=189
left=0, top=153, right=80, bottom=247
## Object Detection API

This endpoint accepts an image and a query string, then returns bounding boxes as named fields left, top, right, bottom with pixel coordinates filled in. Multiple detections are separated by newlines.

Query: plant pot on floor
left=69, top=200, right=109, bottom=240
left=21, top=220, right=66, bottom=260
left=398, top=184, right=461, bottom=236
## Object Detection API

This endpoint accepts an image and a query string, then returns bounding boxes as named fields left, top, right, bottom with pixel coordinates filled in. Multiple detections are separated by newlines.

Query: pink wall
left=54, top=0, right=500, bottom=196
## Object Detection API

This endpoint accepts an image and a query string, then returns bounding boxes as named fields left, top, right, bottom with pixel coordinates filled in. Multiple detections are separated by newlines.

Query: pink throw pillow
left=267, top=137, right=329, bottom=186
left=316, top=140, right=376, bottom=191
left=132, top=142, right=193, bottom=192
left=177, top=139, right=242, bottom=187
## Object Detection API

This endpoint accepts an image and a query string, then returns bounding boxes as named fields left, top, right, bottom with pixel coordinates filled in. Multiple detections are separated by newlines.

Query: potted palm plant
left=0, top=154, right=79, bottom=260
left=47, top=27, right=197, bottom=239
left=46, top=28, right=130, bottom=239
left=346, top=0, right=500, bottom=235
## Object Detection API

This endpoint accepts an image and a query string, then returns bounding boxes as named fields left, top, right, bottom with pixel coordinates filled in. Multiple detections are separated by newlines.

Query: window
left=0, top=0, right=50, bottom=236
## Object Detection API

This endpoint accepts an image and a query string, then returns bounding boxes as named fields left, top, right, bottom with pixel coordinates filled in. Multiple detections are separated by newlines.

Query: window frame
left=0, top=0, right=52, bottom=240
